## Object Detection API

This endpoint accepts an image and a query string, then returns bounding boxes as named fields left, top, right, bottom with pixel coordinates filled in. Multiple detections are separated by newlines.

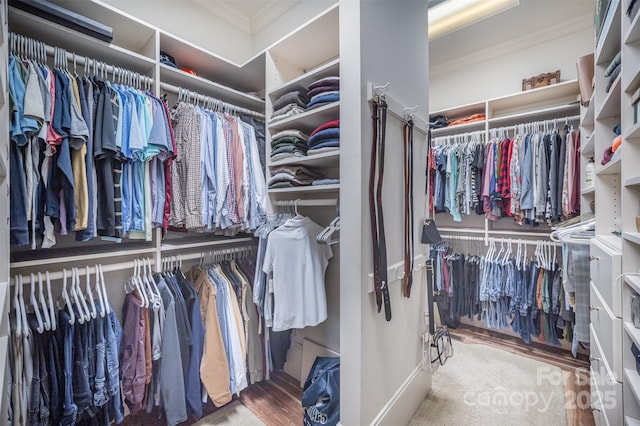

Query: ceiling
left=191, top=0, right=302, bottom=35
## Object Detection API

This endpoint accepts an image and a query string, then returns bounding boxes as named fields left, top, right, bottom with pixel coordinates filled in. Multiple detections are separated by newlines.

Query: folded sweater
left=310, top=119, right=340, bottom=137
left=309, top=76, right=339, bottom=91
left=272, top=90, right=308, bottom=112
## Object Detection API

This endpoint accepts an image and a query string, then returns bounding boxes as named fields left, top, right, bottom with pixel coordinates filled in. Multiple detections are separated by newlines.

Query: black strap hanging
left=403, top=118, right=415, bottom=298
left=369, top=95, right=391, bottom=321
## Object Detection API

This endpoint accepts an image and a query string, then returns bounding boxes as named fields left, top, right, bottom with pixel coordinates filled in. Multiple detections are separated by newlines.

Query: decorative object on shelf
left=522, top=69, right=561, bottom=91
left=576, top=53, right=594, bottom=107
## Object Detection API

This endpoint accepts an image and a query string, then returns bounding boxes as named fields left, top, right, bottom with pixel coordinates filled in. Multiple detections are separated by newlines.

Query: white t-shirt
left=262, top=216, right=333, bottom=332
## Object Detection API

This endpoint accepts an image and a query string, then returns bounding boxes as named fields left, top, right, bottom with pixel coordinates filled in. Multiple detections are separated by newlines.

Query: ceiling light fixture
left=428, top=0, right=520, bottom=40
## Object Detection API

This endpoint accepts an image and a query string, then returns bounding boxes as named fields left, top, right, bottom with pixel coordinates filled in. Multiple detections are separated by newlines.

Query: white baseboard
left=369, top=364, right=432, bottom=426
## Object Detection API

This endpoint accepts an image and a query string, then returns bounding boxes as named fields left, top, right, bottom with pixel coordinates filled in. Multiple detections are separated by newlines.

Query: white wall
left=341, top=0, right=431, bottom=424
left=429, top=0, right=594, bottom=112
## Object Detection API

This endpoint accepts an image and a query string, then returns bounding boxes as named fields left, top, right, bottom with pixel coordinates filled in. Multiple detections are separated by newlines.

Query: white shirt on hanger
left=263, top=215, right=332, bottom=332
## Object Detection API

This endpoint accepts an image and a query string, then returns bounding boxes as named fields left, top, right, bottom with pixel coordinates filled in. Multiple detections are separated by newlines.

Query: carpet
left=410, top=340, right=568, bottom=426
left=193, top=400, right=265, bottom=426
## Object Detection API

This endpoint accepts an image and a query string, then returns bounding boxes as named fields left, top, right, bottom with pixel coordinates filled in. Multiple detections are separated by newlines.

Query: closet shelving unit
left=7, top=0, right=268, bottom=275
left=619, top=0, right=640, bottom=423
left=589, top=0, right=628, bottom=425
left=429, top=80, right=581, bottom=348
left=263, top=4, right=341, bottom=383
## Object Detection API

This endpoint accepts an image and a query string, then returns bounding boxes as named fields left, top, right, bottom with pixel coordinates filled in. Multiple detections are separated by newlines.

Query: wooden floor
left=124, top=325, right=594, bottom=426
left=452, top=324, right=595, bottom=426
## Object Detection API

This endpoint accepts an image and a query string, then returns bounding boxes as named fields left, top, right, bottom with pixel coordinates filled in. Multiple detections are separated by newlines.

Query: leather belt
left=369, top=95, right=391, bottom=321
left=403, top=118, right=415, bottom=298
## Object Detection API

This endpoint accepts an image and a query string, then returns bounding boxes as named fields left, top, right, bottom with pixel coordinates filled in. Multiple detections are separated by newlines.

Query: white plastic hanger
left=46, top=271, right=57, bottom=331
left=37, top=272, right=51, bottom=331
left=94, top=264, right=106, bottom=318
left=74, top=267, right=91, bottom=322
left=29, top=273, right=44, bottom=333
left=69, top=268, right=84, bottom=324
left=18, top=275, right=29, bottom=335
left=144, top=258, right=161, bottom=300
left=59, top=269, right=75, bottom=325
left=85, top=266, right=97, bottom=319
left=99, top=264, right=111, bottom=315
left=13, top=275, right=23, bottom=338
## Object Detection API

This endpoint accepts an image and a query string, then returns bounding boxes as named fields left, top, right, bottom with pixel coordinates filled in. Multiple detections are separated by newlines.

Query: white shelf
left=159, top=30, right=265, bottom=95
left=10, top=247, right=157, bottom=269
left=488, top=80, right=579, bottom=117
left=599, top=234, right=624, bottom=252
left=268, top=102, right=340, bottom=133
left=597, top=75, right=622, bottom=120
left=626, top=368, right=640, bottom=405
left=624, top=232, right=640, bottom=246
left=626, top=322, right=640, bottom=349
left=626, top=416, right=640, bottom=426
left=627, top=1, right=640, bottom=44
left=9, top=7, right=156, bottom=75
left=268, top=5, right=339, bottom=73
left=581, top=186, right=595, bottom=195
left=626, top=176, right=640, bottom=187
left=627, top=275, right=640, bottom=296
left=597, top=156, right=622, bottom=175
left=431, top=120, right=485, bottom=137
left=582, top=131, right=595, bottom=155
left=626, top=67, right=640, bottom=95
left=628, top=121, right=640, bottom=140
left=161, top=236, right=253, bottom=252
left=269, top=151, right=339, bottom=168
left=268, top=184, right=340, bottom=194
left=269, top=58, right=340, bottom=100
left=596, top=0, right=621, bottom=65
left=583, top=96, right=596, bottom=127
left=487, top=102, right=580, bottom=127
left=159, top=64, right=265, bottom=111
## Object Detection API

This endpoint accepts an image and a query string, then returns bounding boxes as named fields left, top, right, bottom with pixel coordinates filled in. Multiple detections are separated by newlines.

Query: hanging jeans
left=105, top=308, right=124, bottom=424
left=59, top=310, right=78, bottom=426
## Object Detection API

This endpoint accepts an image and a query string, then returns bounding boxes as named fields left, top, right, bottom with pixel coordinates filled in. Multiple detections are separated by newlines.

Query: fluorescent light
left=428, top=0, right=519, bottom=40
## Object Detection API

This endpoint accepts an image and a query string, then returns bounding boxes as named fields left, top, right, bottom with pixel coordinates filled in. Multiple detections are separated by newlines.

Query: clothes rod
left=160, top=82, right=265, bottom=120
left=438, top=227, right=551, bottom=238
left=171, top=244, right=257, bottom=263
left=273, top=198, right=337, bottom=207
left=366, top=82, right=428, bottom=134
left=9, top=33, right=153, bottom=85
left=440, top=234, right=561, bottom=247
left=489, top=115, right=581, bottom=132
left=13, top=258, right=157, bottom=283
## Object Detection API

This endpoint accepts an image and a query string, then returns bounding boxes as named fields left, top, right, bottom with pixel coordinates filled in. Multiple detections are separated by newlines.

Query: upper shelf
left=159, top=64, right=265, bottom=111
left=268, top=5, right=339, bottom=74
left=626, top=0, right=640, bottom=44
left=47, top=0, right=156, bottom=56
left=269, top=58, right=340, bottom=100
left=159, top=30, right=265, bottom=95
left=487, top=102, right=580, bottom=128
left=487, top=80, right=580, bottom=119
left=596, top=0, right=621, bottom=65
left=8, top=6, right=156, bottom=74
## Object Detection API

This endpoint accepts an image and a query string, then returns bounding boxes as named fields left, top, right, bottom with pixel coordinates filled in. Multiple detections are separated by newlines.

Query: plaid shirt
left=170, top=102, right=203, bottom=228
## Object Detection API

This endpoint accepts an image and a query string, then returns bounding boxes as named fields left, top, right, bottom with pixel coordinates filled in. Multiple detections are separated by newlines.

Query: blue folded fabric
left=307, top=92, right=340, bottom=109
left=308, top=140, right=340, bottom=151
left=308, top=127, right=340, bottom=147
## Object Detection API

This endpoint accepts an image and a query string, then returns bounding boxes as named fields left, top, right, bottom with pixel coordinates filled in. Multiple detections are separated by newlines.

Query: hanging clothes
left=429, top=239, right=578, bottom=350
left=428, top=121, right=581, bottom=226
left=168, top=101, right=267, bottom=234
left=8, top=51, right=175, bottom=248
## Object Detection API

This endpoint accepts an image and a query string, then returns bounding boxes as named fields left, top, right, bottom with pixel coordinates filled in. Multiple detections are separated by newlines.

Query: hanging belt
left=403, top=118, right=415, bottom=298
left=369, top=96, right=391, bottom=321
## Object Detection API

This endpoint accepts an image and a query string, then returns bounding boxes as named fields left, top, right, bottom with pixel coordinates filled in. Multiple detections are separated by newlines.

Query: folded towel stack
left=270, top=129, right=309, bottom=161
